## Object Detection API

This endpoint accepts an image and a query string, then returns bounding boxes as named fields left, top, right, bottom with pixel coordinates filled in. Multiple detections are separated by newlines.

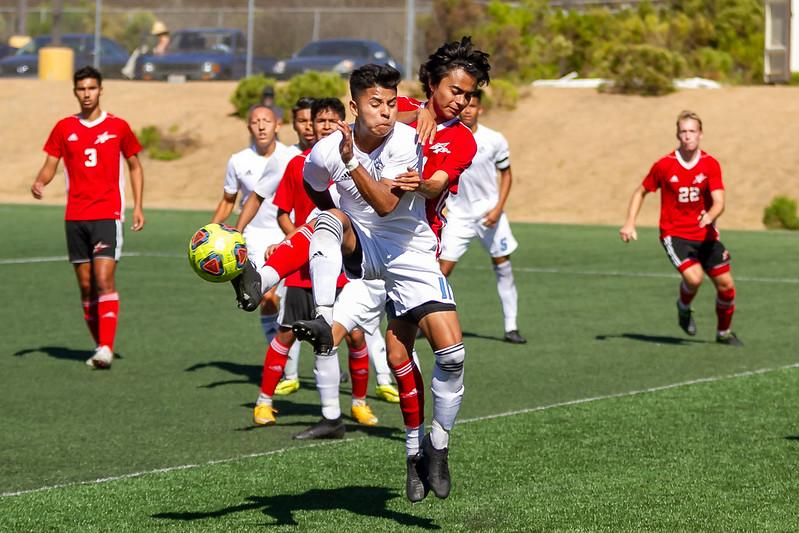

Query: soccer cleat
left=253, top=404, right=277, bottom=426
left=230, top=259, right=262, bottom=312
left=86, top=345, right=113, bottom=369
left=293, top=416, right=345, bottom=440
left=375, top=384, right=400, bottom=404
left=292, top=316, right=334, bottom=355
left=406, top=452, right=430, bottom=503
left=422, top=433, right=451, bottom=499
left=274, top=378, right=300, bottom=396
left=504, top=330, right=527, bottom=344
left=351, top=403, right=378, bottom=426
left=677, top=304, right=697, bottom=336
left=716, top=331, right=744, bottom=347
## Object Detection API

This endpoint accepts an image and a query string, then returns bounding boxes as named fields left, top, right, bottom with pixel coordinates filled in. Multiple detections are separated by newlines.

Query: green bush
left=138, top=125, right=196, bottom=161
left=599, top=44, right=686, bottom=96
left=103, top=11, right=156, bottom=52
left=763, top=196, right=799, bottom=230
left=481, top=79, right=519, bottom=110
left=229, top=75, right=278, bottom=119
left=275, top=71, right=348, bottom=115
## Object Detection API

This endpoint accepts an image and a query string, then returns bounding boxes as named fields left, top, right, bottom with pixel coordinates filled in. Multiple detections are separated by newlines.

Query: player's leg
left=480, top=213, right=524, bottom=343
left=274, top=341, right=301, bottom=395
left=86, top=220, right=123, bottom=369
left=345, top=328, right=378, bottom=426
left=253, top=327, right=294, bottom=426
left=704, top=241, right=741, bottom=346
left=365, top=326, right=400, bottom=403
left=259, top=286, right=280, bottom=342
left=663, top=236, right=703, bottom=336
left=66, top=221, right=100, bottom=349
left=438, top=212, right=474, bottom=278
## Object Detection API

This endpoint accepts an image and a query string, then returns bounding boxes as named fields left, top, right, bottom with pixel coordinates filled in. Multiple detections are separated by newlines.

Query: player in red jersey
left=620, top=110, right=741, bottom=346
left=30, top=66, right=145, bottom=368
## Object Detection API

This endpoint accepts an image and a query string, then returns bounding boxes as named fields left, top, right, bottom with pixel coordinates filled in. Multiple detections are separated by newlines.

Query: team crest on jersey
left=374, top=158, right=384, bottom=174
left=94, top=131, right=117, bottom=145
left=67, top=133, right=79, bottom=142
left=669, top=175, right=679, bottom=183
left=429, top=142, right=451, bottom=154
left=693, top=173, right=707, bottom=184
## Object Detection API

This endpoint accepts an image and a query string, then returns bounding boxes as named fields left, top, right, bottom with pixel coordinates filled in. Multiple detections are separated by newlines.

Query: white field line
left=2, top=252, right=798, bottom=285
left=3, top=361, right=799, bottom=499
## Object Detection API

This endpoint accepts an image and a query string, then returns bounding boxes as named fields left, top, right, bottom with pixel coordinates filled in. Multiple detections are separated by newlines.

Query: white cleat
left=86, top=345, right=113, bottom=369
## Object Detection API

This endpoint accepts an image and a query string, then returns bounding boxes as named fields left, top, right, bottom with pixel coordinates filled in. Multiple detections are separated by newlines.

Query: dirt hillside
left=2, top=79, right=798, bottom=231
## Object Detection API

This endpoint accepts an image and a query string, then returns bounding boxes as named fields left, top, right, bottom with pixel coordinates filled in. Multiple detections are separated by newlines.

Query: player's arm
left=211, top=192, right=237, bottom=225
left=619, top=185, right=649, bottom=243
left=699, top=189, right=725, bottom=228
left=234, top=192, right=262, bottom=232
left=277, top=209, right=295, bottom=235
left=483, top=166, right=512, bottom=228
left=31, top=155, right=60, bottom=199
left=302, top=180, right=338, bottom=212
left=126, top=155, right=145, bottom=231
left=397, top=105, right=437, bottom=145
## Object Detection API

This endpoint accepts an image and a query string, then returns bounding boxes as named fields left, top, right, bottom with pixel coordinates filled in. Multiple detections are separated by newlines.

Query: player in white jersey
left=211, top=105, right=293, bottom=342
left=439, top=90, right=526, bottom=344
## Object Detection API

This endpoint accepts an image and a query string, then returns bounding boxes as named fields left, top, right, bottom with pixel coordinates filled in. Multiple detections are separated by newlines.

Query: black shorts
left=661, top=236, right=731, bottom=277
left=65, top=220, right=122, bottom=264
left=386, top=300, right=457, bottom=324
left=277, top=286, right=342, bottom=327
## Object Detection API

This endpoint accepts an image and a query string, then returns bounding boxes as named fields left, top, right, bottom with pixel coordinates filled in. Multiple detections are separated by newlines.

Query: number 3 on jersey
left=678, top=186, right=699, bottom=203
left=84, top=148, right=98, bottom=167
left=438, top=277, right=454, bottom=301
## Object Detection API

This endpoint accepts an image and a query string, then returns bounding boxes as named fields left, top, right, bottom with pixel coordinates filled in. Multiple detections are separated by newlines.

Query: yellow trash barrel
left=38, top=46, right=74, bottom=81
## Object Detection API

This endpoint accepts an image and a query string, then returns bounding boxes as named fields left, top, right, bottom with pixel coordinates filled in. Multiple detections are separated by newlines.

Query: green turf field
left=1, top=204, right=797, bottom=531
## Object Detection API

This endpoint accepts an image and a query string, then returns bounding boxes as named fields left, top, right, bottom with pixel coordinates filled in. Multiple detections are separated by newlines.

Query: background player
left=211, top=104, right=293, bottom=342
left=30, top=65, right=145, bottom=369
left=620, top=110, right=742, bottom=346
left=439, top=89, right=526, bottom=344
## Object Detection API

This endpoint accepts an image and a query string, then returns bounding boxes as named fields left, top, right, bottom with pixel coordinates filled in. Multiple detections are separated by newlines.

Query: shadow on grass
left=185, top=360, right=263, bottom=388
left=13, top=346, right=123, bottom=362
left=153, top=485, right=440, bottom=528
left=595, top=333, right=712, bottom=345
left=784, top=436, right=799, bottom=441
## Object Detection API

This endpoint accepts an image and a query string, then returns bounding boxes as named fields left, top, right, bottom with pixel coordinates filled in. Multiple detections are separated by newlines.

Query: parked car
left=135, top=28, right=277, bottom=81
left=0, top=34, right=129, bottom=78
left=272, top=38, right=401, bottom=80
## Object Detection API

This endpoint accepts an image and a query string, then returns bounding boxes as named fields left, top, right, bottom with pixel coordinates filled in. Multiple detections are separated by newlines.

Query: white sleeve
left=495, top=133, right=511, bottom=170
left=223, top=156, right=239, bottom=195
left=253, top=155, right=279, bottom=198
left=382, top=135, right=421, bottom=179
left=303, top=142, right=333, bottom=192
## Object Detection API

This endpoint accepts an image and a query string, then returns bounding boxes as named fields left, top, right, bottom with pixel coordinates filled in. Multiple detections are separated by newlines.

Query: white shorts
left=243, top=226, right=286, bottom=267
left=439, top=211, right=518, bottom=262
left=348, top=222, right=455, bottom=317
left=333, top=279, right=386, bottom=335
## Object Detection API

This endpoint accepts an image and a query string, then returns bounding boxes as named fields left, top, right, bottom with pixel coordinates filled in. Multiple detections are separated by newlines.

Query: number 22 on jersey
left=677, top=186, right=699, bottom=203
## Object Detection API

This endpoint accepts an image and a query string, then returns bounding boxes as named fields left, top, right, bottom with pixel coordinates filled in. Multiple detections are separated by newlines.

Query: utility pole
left=52, top=0, right=63, bottom=46
left=17, top=0, right=27, bottom=35
left=404, top=0, right=415, bottom=80
left=246, top=0, right=254, bottom=77
left=93, top=0, right=102, bottom=69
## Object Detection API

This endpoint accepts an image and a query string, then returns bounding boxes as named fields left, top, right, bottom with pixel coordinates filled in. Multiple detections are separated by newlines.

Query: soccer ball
left=188, top=223, right=248, bottom=283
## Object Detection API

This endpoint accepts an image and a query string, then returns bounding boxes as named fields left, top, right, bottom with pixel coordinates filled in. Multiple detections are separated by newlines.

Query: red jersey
left=43, top=112, right=141, bottom=221
left=272, top=149, right=346, bottom=289
left=642, top=150, right=724, bottom=241
left=398, top=96, right=477, bottom=239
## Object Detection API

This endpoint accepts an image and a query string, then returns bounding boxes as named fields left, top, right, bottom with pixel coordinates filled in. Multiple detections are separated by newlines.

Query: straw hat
left=150, top=21, right=169, bottom=36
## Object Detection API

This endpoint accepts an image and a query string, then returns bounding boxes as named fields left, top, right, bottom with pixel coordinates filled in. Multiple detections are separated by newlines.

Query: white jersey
left=304, top=123, right=436, bottom=253
left=446, top=124, right=510, bottom=218
left=236, top=142, right=293, bottom=230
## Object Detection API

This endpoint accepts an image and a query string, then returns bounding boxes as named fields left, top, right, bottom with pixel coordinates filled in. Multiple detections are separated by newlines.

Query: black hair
left=349, top=63, right=401, bottom=100
left=292, top=97, right=315, bottom=116
left=73, top=65, right=102, bottom=87
left=418, top=36, right=490, bottom=98
left=311, top=98, right=346, bottom=121
left=471, top=89, right=484, bottom=102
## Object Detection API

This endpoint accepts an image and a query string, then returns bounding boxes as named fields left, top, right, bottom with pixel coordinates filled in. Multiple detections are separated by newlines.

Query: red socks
left=82, top=298, right=99, bottom=344
left=391, top=359, right=425, bottom=429
left=349, top=344, right=370, bottom=400
left=265, top=223, right=314, bottom=277
left=716, top=288, right=736, bottom=332
left=679, top=281, right=697, bottom=307
left=97, top=292, right=119, bottom=350
left=260, top=338, right=291, bottom=396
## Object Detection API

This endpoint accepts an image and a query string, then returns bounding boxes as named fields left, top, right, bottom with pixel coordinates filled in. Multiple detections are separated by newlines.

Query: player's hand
left=131, top=208, right=145, bottom=231
left=336, top=120, right=355, bottom=167
left=416, top=106, right=437, bottom=145
left=482, top=208, right=501, bottom=228
left=619, top=224, right=637, bottom=243
left=31, top=181, right=45, bottom=200
left=265, top=243, right=281, bottom=259
left=392, top=166, right=422, bottom=192
left=698, top=210, right=713, bottom=228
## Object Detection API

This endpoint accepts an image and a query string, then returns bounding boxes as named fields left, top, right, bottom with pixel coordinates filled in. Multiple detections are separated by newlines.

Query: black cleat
left=293, top=316, right=334, bottom=355
left=293, top=416, right=345, bottom=440
left=406, top=452, right=430, bottom=503
left=422, top=433, right=451, bottom=499
left=716, top=331, right=743, bottom=347
left=504, top=330, right=527, bottom=344
left=677, top=304, right=697, bottom=336
left=231, top=260, right=262, bottom=312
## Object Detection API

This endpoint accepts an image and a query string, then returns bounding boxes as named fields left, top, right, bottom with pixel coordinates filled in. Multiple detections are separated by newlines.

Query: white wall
left=792, top=0, right=799, bottom=71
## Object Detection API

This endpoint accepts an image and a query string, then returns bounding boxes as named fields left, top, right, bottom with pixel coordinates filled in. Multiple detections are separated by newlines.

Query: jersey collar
left=77, top=110, right=107, bottom=128
left=674, top=149, right=701, bottom=170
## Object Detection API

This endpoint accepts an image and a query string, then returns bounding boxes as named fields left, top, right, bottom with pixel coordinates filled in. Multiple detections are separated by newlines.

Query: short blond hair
left=676, top=110, right=703, bottom=132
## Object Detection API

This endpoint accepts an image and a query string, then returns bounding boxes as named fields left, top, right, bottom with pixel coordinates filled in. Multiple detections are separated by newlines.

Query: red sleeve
left=43, top=121, right=63, bottom=158
left=434, top=128, right=477, bottom=185
left=397, top=96, right=422, bottom=113
left=273, top=157, right=300, bottom=212
left=707, top=157, right=724, bottom=191
left=120, top=120, right=142, bottom=159
left=641, top=160, right=661, bottom=192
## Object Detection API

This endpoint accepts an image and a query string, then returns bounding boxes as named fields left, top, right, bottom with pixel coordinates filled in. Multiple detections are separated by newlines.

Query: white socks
left=283, top=341, right=301, bottom=381
left=309, top=212, right=343, bottom=326
left=494, top=261, right=519, bottom=332
left=431, top=343, right=465, bottom=440
left=314, top=349, right=341, bottom=420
